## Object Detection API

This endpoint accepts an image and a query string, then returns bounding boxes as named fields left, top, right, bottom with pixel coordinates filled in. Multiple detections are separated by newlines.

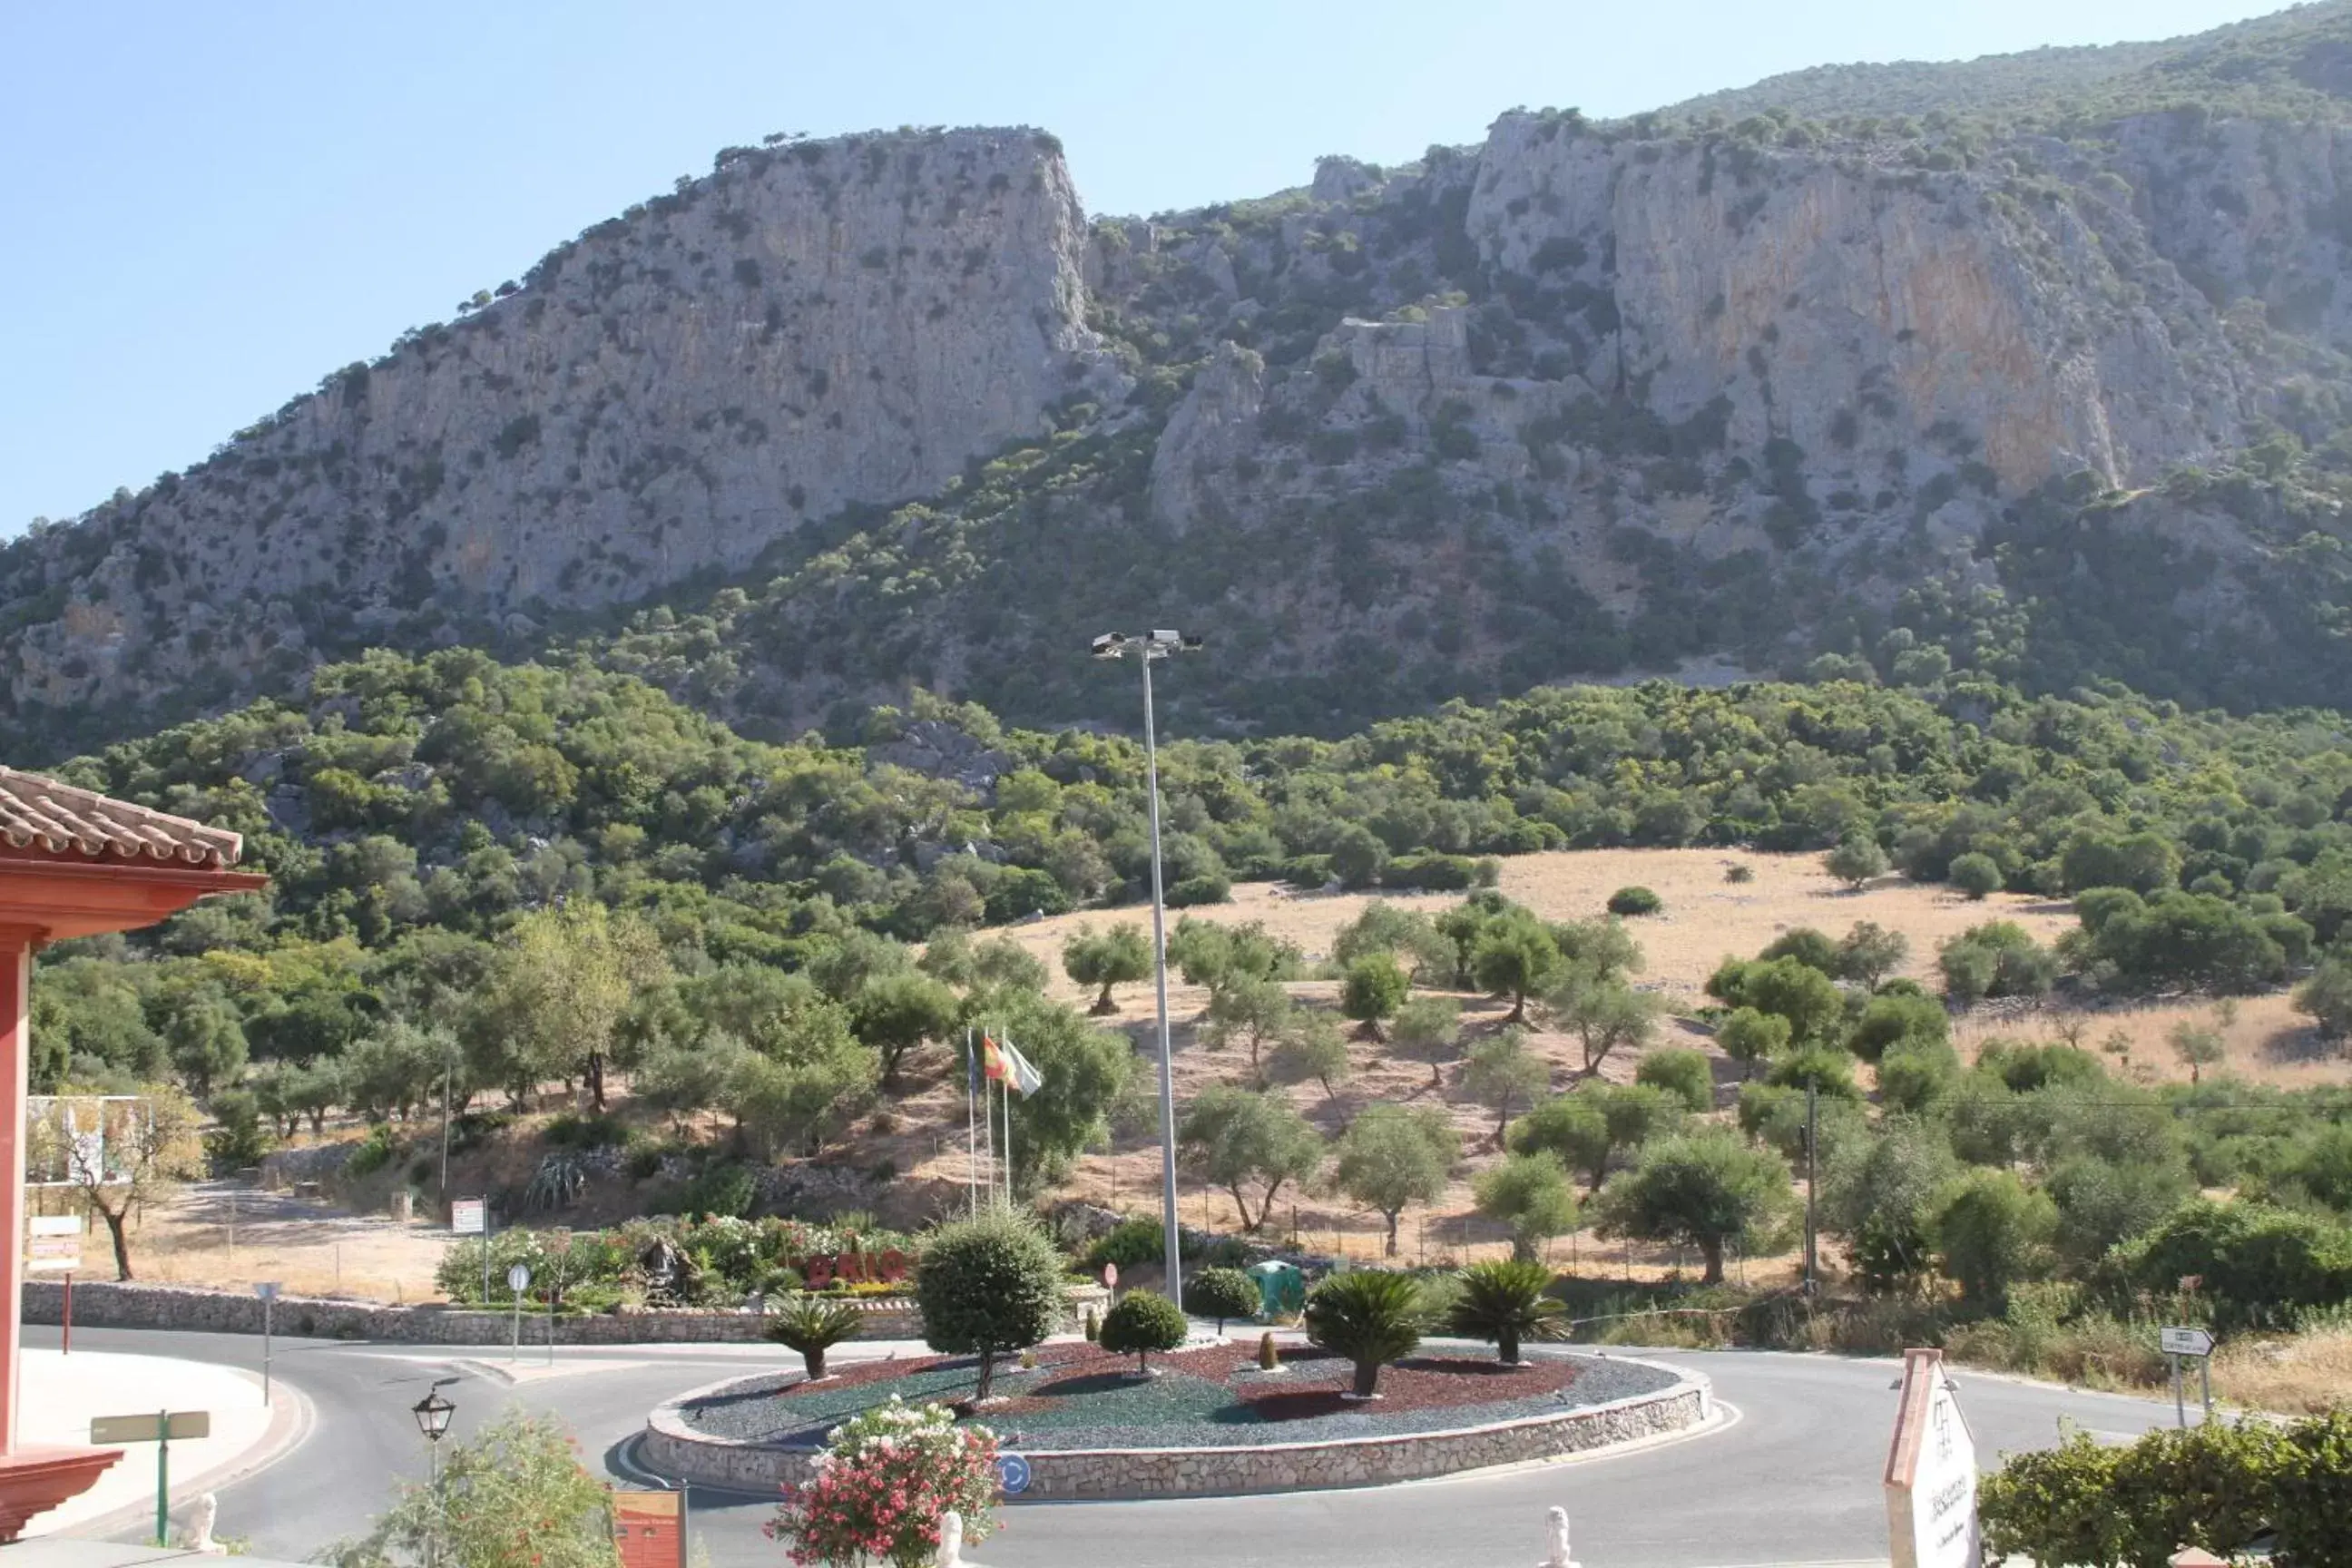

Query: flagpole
left=965, top=1028, right=978, bottom=1219
left=1003, top=1048, right=1014, bottom=1207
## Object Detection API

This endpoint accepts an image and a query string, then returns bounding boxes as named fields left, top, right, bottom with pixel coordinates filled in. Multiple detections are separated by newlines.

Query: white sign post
left=2160, top=1326, right=2215, bottom=1425
left=27, top=1214, right=82, bottom=1272
left=255, top=1282, right=279, bottom=1406
left=507, top=1262, right=532, bottom=1363
left=1885, top=1348, right=1978, bottom=1568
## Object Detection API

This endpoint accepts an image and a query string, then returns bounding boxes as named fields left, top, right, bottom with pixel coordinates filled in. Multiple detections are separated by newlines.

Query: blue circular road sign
left=995, top=1454, right=1032, bottom=1494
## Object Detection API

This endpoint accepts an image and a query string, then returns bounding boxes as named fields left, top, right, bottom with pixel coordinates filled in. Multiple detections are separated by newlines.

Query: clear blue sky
left=0, top=0, right=2289, bottom=534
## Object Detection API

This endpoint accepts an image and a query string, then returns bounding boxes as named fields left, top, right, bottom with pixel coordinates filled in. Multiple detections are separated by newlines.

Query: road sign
left=27, top=1235, right=80, bottom=1271
left=90, top=1411, right=210, bottom=1445
left=1101, top=1262, right=1118, bottom=1289
left=508, top=1262, right=533, bottom=1293
left=1884, top=1348, right=1976, bottom=1568
left=451, top=1198, right=486, bottom=1235
left=995, top=1454, right=1032, bottom=1494
left=253, top=1281, right=279, bottom=1302
left=27, top=1214, right=83, bottom=1271
left=2160, top=1327, right=2215, bottom=1357
left=92, top=1411, right=210, bottom=1546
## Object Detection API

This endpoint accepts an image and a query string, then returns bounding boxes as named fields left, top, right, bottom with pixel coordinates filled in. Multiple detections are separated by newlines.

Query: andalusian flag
left=997, top=1036, right=1045, bottom=1098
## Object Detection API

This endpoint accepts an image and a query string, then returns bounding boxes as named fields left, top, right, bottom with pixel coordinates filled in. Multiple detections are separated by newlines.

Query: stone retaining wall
left=22, top=1279, right=1106, bottom=1348
left=642, top=1357, right=1710, bottom=1501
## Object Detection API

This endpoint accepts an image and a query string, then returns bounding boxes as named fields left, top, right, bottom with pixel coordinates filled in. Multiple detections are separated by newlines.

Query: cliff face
left=2, top=128, right=1115, bottom=730
left=11, top=86, right=2352, bottom=750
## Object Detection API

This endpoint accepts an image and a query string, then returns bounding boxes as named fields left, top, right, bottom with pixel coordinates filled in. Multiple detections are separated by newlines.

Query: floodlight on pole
left=1091, top=628, right=1202, bottom=1314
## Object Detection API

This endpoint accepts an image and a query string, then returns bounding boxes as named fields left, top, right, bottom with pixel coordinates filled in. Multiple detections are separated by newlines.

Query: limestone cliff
left=1, top=128, right=1115, bottom=735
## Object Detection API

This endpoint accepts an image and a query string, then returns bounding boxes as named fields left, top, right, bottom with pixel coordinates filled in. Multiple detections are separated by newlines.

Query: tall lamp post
left=1092, top=629, right=1202, bottom=1315
left=412, top=1381, right=456, bottom=1568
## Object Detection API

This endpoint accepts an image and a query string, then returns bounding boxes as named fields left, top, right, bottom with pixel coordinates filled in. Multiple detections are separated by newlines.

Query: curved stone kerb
left=642, top=1354, right=1711, bottom=1502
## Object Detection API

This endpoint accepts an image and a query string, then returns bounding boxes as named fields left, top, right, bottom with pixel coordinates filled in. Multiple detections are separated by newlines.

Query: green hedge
left=1980, top=1413, right=2352, bottom=1567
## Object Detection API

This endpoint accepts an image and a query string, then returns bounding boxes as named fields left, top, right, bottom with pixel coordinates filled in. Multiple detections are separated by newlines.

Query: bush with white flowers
left=765, top=1397, right=1001, bottom=1568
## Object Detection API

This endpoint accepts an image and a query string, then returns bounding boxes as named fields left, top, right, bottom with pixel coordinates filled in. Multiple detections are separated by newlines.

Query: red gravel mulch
left=786, top=1340, right=1579, bottom=1423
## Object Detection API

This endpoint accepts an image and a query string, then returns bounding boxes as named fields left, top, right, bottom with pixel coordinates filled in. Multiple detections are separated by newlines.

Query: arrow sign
left=2160, top=1326, right=2214, bottom=1357
left=995, top=1453, right=1032, bottom=1494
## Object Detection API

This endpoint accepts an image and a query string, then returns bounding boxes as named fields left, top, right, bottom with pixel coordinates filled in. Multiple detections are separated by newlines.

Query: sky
left=0, top=0, right=2297, bottom=534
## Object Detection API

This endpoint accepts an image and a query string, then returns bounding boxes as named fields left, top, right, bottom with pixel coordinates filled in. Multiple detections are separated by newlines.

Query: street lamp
left=412, top=1380, right=457, bottom=1568
left=1091, top=630, right=1202, bottom=1315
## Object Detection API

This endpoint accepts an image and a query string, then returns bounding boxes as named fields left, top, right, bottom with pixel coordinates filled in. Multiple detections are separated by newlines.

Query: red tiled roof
left=0, top=767, right=243, bottom=870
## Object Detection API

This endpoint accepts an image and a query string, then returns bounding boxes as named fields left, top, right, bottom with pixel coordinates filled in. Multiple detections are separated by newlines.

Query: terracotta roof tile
left=0, top=767, right=243, bottom=869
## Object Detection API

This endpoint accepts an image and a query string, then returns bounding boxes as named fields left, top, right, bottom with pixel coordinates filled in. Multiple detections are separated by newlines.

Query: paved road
left=27, top=1327, right=2181, bottom=1568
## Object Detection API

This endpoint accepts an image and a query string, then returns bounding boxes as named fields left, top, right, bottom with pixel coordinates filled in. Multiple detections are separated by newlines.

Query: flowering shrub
left=436, top=1214, right=917, bottom=1307
left=766, top=1398, right=999, bottom=1568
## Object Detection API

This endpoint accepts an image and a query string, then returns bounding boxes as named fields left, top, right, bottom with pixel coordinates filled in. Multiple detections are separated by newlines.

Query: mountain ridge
left=8, top=5, right=2352, bottom=757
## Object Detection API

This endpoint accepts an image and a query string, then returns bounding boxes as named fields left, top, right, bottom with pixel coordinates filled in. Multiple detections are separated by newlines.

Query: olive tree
left=1063, top=923, right=1151, bottom=1014
left=1595, top=1129, right=1798, bottom=1284
left=1333, top=1104, right=1458, bottom=1256
left=1178, top=1084, right=1323, bottom=1231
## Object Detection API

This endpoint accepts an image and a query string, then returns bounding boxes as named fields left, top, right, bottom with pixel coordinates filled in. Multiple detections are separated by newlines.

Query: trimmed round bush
left=1607, top=886, right=1663, bottom=916
left=1099, top=1289, right=1190, bottom=1374
left=1182, top=1266, right=1260, bottom=1332
left=916, top=1210, right=1066, bottom=1400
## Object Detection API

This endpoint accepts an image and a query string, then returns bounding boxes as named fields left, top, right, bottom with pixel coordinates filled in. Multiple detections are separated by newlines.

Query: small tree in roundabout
left=1099, top=1289, right=1190, bottom=1376
left=1305, top=1269, right=1430, bottom=1399
left=1446, top=1259, right=1569, bottom=1365
left=916, top=1209, right=1066, bottom=1401
left=1183, top=1266, right=1262, bottom=1334
left=765, top=1295, right=864, bottom=1381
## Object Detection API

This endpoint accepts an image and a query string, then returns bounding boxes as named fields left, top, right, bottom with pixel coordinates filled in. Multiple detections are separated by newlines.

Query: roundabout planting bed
left=645, top=1340, right=1710, bottom=1499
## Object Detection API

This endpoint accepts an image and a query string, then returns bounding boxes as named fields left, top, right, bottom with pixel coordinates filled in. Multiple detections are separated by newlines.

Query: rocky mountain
left=9, top=7, right=2352, bottom=755
left=0, top=129, right=1118, bottom=745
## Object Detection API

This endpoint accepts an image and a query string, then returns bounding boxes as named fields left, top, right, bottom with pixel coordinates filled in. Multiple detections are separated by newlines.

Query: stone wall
left=21, top=1279, right=1106, bottom=1348
left=642, top=1357, right=1710, bottom=1501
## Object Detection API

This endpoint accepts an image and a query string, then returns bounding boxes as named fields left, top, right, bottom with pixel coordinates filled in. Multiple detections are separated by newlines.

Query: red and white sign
left=450, top=1198, right=486, bottom=1236
left=26, top=1215, right=82, bottom=1272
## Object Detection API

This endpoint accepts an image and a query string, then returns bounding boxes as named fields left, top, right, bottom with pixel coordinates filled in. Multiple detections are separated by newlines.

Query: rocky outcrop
left=1, top=128, right=1118, bottom=732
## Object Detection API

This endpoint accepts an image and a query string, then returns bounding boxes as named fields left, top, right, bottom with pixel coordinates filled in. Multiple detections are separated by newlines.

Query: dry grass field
left=120, top=847, right=2346, bottom=1317
left=51, top=1181, right=454, bottom=1302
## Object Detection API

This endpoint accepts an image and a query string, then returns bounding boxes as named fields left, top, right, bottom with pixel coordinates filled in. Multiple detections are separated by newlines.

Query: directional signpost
left=2161, top=1326, right=2216, bottom=1426
left=29, top=1216, right=83, bottom=1353
left=91, top=1410, right=211, bottom=1545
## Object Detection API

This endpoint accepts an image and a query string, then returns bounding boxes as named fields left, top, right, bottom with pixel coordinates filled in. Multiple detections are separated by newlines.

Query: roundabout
left=642, top=1340, right=1710, bottom=1499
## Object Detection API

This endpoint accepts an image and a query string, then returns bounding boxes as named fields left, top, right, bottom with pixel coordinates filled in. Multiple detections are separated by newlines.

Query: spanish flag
left=983, top=1033, right=1044, bottom=1096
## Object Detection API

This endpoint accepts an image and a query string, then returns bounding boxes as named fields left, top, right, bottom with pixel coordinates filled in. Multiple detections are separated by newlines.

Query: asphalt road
left=26, top=1326, right=2183, bottom=1568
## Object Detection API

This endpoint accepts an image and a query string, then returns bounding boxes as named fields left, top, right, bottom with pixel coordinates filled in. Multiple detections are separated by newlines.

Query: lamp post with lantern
left=411, top=1380, right=457, bottom=1568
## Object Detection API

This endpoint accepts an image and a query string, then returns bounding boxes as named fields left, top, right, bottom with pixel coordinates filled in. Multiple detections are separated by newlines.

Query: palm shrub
left=765, top=1295, right=864, bottom=1380
left=1183, top=1267, right=1260, bottom=1333
left=1099, top=1289, right=1189, bottom=1375
left=915, top=1210, right=1066, bottom=1400
left=1304, top=1269, right=1428, bottom=1398
left=1446, top=1259, right=1569, bottom=1365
